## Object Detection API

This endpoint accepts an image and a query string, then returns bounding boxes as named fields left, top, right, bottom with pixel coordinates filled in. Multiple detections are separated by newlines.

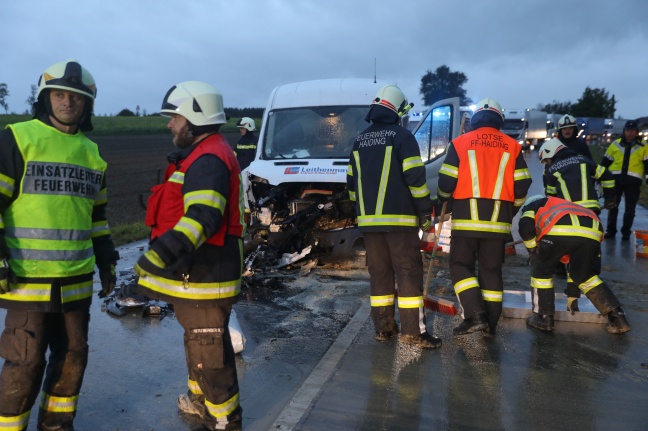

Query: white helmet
left=372, top=84, right=410, bottom=116
left=538, top=138, right=566, bottom=163
left=558, top=114, right=578, bottom=130
left=236, top=117, right=256, bottom=131
left=37, top=59, right=96, bottom=100
left=473, top=98, right=504, bottom=121
left=160, top=81, right=226, bottom=125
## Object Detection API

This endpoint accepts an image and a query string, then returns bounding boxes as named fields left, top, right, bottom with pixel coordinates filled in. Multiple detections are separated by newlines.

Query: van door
left=411, top=97, right=461, bottom=196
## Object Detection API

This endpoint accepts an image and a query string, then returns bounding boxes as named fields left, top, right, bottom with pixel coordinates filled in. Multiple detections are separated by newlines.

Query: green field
left=0, top=114, right=261, bottom=135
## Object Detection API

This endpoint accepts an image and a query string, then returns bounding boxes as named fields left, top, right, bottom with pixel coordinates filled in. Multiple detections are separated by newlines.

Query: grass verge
left=111, top=222, right=150, bottom=247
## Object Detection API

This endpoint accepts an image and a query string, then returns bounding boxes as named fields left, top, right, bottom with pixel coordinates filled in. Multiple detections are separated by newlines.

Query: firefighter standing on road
left=600, top=120, right=648, bottom=240
left=0, top=59, right=119, bottom=431
left=556, top=114, right=593, bottom=160
left=235, top=117, right=257, bottom=171
left=347, top=84, right=441, bottom=349
left=437, top=98, right=532, bottom=338
left=519, top=195, right=631, bottom=334
left=134, top=81, right=245, bottom=431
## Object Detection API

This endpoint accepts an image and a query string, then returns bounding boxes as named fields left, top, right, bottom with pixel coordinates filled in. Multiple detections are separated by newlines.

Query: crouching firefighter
left=519, top=195, right=631, bottom=334
left=0, top=59, right=119, bottom=431
left=134, top=81, right=245, bottom=431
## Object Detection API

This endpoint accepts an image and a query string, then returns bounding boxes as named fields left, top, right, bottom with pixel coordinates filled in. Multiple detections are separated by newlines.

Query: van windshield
left=503, top=119, right=524, bottom=130
left=262, top=106, right=369, bottom=159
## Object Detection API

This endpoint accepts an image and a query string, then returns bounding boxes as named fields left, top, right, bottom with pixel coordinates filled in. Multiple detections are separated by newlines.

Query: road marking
left=271, top=300, right=370, bottom=430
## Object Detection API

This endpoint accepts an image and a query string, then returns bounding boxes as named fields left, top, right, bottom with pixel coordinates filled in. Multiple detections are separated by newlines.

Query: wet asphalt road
left=2, top=150, right=648, bottom=430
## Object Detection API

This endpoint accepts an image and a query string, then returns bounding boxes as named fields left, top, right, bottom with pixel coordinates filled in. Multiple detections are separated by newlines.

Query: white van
left=243, top=78, right=463, bottom=259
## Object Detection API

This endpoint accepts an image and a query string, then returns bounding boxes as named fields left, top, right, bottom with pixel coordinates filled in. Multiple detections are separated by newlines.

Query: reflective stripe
left=514, top=168, right=531, bottom=180
left=8, top=247, right=94, bottom=262
left=523, top=238, right=537, bottom=249
left=481, top=289, right=503, bottom=302
left=61, top=280, right=93, bottom=303
left=138, top=274, right=240, bottom=300
left=491, top=200, right=501, bottom=223
left=0, top=173, right=15, bottom=199
left=0, top=410, right=30, bottom=431
left=397, top=295, right=423, bottom=308
left=402, top=156, right=423, bottom=172
left=579, top=275, right=603, bottom=294
left=545, top=226, right=602, bottom=241
left=40, top=391, right=79, bottom=413
left=169, top=171, right=184, bottom=184
left=95, top=187, right=107, bottom=205
left=352, top=151, right=365, bottom=216
left=205, top=392, right=239, bottom=418
left=357, top=214, right=417, bottom=227
left=346, top=164, right=353, bottom=177
left=531, top=277, right=553, bottom=289
left=184, top=189, right=225, bottom=213
left=0, top=283, right=51, bottom=302
left=469, top=198, right=478, bottom=220
left=408, top=183, right=429, bottom=198
left=188, top=378, right=203, bottom=395
left=5, top=227, right=91, bottom=241
left=439, top=163, right=458, bottom=178
left=491, top=152, right=510, bottom=200
left=236, top=144, right=257, bottom=150
left=375, top=147, right=392, bottom=215
left=451, top=219, right=511, bottom=234
left=468, top=150, right=481, bottom=197
left=554, top=172, right=572, bottom=201
left=454, top=277, right=479, bottom=294
left=173, top=216, right=206, bottom=248
left=91, top=221, right=110, bottom=238
left=370, top=294, right=395, bottom=307
left=348, top=190, right=356, bottom=201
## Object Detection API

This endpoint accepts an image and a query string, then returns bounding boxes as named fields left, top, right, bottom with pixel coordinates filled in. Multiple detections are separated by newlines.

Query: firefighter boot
left=606, top=307, right=631, bottom=334
left=453, top=313, right=488, bottom=336
left=178, top=393, right=206, bottom=418
left=526, top=313, right=554, bottom=331
left=584, top=283, right=622, bottom=326
left=400, top=332, right=442, bottom=349
left=375, top=320, right=399, bottom=342
left=37, top=424, right=74, bottom=431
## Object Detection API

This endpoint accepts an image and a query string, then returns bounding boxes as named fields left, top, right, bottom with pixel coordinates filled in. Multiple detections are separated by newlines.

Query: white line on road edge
left=271, top=300, right=371, bottom=430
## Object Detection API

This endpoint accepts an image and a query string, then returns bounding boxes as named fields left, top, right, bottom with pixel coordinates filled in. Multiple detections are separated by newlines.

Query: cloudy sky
left=2, top=0, right=647, bottom=119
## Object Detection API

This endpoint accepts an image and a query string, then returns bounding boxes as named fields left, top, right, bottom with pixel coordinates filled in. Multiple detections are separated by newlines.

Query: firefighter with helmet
left=600, top=120, right=648, bottom=240
left=347, top=84, right=442, bottom=349
left=437, top=97, right=532, bottom=338
left=235, top=116, right=257, bottom=170
left=519, top=195, right=631, bottom=334
left=556, top=114, right=592, bottom=160
left=538, top=138, right=616, bottom=215
left=134, top=81, right=245, bottom=430
left=0, top=59, right=119, bottom=430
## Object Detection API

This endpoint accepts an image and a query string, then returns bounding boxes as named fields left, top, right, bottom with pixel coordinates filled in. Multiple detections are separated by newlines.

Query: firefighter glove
left=603, top=197, right=617, bottom=210
left=135, top=249, right=167, bottom=278
left=0, top=259, right=9, bottom=294
left=98, top=264, right=117, bottom=298
left=419, top=215, right=432, bottom=232
left=567, top=297, right=579, bottom=315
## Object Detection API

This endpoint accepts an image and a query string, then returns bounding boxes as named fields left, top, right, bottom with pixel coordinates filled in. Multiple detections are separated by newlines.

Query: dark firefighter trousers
left=363, top=230, right=426, bottom=336
left=449, top=236, right=506, bottom=329
left=606, top=181, right=641, bottom=236
left=0, top=308, right=90, bottom=431
left=531, top=237, right=620, bottom=316
left=174, top=302, right=242, bottom=430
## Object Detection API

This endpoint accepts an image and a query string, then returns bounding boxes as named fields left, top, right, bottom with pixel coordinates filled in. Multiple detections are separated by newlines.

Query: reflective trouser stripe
left=454, top=277, right=479, bottom=295
left=205, top=392, right=239, bottom=418
left=40, top=391, right=79, bottom=413
left=370, top=294, right=395, bottom=307
left=397, top=295, right=423, bottom=308
left=579, top=275, right=603, bottom=294
left=188, top=378, right=203, bottom=395
left=530, top=277, right=553, bottom=314
left=0, top=411, right=30, bottom=431
left=481, top=289, right=503, bottom=303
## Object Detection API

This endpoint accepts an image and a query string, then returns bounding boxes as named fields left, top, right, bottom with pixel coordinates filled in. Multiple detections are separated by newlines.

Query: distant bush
left=117, top=108, right=136, bottom=117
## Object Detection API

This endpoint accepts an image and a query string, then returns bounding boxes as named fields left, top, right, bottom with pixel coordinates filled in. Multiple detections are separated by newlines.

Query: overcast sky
left=2, top=0, right=647, bottom=119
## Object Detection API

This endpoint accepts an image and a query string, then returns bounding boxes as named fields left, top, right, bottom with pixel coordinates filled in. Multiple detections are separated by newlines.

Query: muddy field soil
left=93, top=132, right=240, bottom=227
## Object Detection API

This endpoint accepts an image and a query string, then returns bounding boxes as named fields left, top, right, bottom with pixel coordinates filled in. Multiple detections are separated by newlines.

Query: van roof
left=267, top=78, right=391, bottom=110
